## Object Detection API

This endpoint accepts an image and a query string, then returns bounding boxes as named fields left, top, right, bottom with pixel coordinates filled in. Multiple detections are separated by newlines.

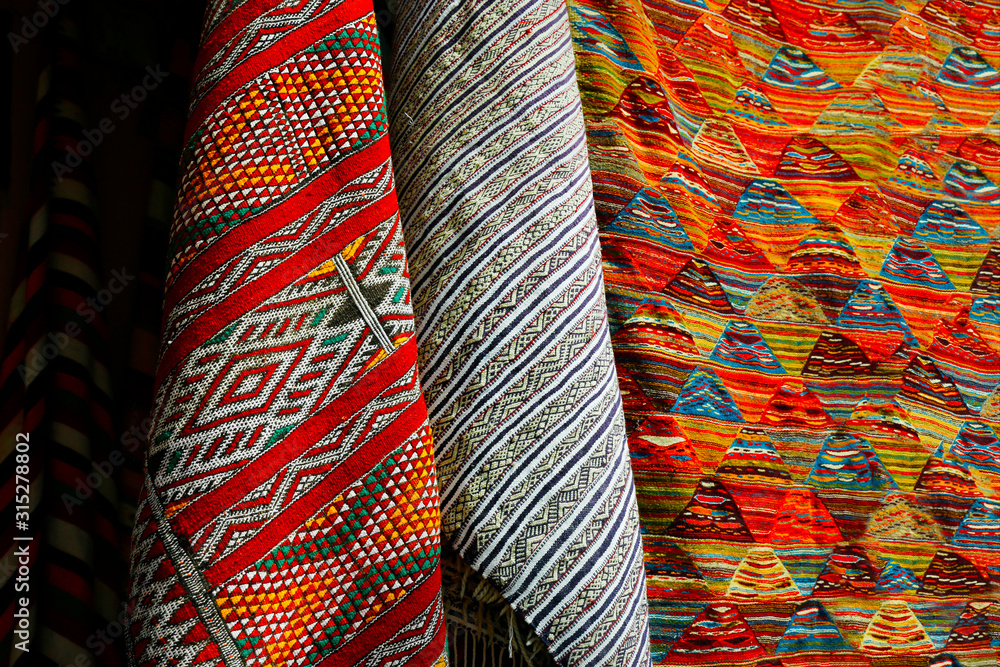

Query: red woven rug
left=126, top=1, right=447, bottom=664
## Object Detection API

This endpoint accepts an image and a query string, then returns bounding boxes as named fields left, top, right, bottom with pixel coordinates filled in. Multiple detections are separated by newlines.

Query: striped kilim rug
left=388, top=0, right=652, bottom=664
left=567, top=0, right=1000, bottom=663
left=125, top=0, right=448, bottom=664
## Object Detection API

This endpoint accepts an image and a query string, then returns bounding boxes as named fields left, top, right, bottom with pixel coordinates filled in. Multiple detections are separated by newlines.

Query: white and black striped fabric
left=387, top=1, right=652, bottom=665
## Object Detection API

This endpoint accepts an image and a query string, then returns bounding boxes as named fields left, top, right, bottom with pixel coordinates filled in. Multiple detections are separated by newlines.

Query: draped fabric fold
left=387, top=1, right=653, bottom=665
left=125, top=1, right=447, bottom=664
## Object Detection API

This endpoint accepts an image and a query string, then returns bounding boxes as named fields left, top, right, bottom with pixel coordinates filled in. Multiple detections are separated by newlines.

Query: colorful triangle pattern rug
left=567, top=0, right=1000, bottom=663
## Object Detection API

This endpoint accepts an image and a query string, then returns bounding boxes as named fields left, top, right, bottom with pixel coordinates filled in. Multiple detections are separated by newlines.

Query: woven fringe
left=440, top=550, right=557, bottom=667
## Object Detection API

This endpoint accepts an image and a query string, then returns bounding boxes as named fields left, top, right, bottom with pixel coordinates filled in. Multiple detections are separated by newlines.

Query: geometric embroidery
left=126, top=1, right=446, bottom=665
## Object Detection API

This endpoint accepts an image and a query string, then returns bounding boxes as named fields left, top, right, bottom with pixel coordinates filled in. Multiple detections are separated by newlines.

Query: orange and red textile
left=125, top=1, right=447, bottom=664
left=568, top=0, right=1000, bottom=663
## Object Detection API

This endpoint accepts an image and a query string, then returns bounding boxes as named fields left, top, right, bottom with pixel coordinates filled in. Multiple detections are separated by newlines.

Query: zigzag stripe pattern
left=125, top=1, right=447, bottom=665
left=387, top=0, right=652, bottom=664
left=190, top=0, right=347, bottom=115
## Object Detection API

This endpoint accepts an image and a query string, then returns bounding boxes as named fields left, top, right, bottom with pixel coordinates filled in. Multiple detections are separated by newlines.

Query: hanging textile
left=124, top=0, right=447, bottom=664
left=387, top=0, right=652, bottom=665
left=567, top=0, right=1000, bottom=663
left=0, top=14, right=126, bottom=667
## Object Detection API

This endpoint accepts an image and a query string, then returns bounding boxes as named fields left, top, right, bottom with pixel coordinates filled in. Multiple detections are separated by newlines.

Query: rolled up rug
left=125, top=1, right=447, bottom=665
left=387, top=0, right=653, bottom=665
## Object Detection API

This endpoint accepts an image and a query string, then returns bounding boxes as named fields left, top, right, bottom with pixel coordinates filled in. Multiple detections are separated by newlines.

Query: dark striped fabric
left=115, top=33, right=198, bottom=562
left=0, top=15, right=126, bottom=667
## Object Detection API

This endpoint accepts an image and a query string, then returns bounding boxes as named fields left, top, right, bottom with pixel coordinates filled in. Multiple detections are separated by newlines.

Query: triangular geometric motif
left=835, top=281, right=920, bottom=358
left=877, top=560, right=921, bottom=593
left=889, top=150, right=941, bottom=193
left=950, top=422, right=1000, bottom=478
left=914, top=200, right=990, bottom=245
left=667, top=478, right=755, bottom=542
left=930, top=322, right=1000, bottom=412
left=666, top=602, right=767, bottom=664
left=913, top=448, right=982, bottom=497
left=768, top=488, right=843, bottom=544
left=722, top=0, right=786, bottom=41
left=643, top=537, right=710, bottom=598
left=943, top=162, right=1000, bottom=205
left=715, top=430, right=793, bottom=484
left=709, top=321, right=786, bottom=374
left=608, top=187, right=694, bottom=251
left=569, top=4, right=645, bottom=70
left=945, top=602, right=995, bottom=652
left=863, top=494, right=945, bottom=544
left=629, top=414, right=704, bottom=473
left=936, top=47, right=1000, bottom=92
left=970, top=246, right=1000, bottom=294
left=917, top=550, right=991, bottom=597
left=806, top=432, right=897, bottom=491
left=727, top=547, right=801, bottom=601
left=801, top=331, right=874, bottom=378
left=665, top=259, right=737, bottom=314
left=744, top=276, right=828, bottom=323
left=775, top=136, right=858, bottom=182
left=762, top=46, right=839, bottom=91
left=860, top=600, right=936, bottom=654
left=880, top=236, right=955, bottom=289
left=776, top=601, right=853, bottom=654
left=732, top=179, right=822, bottom=226
left=758, top=381, right=834, bottom=429
left=671, top=367, right=744, bottom=421
left=900, top=355, right=971, bottom=415
left=813, top=546, right=879, bottom=596
left=951, top=498, right=1000, bottom=549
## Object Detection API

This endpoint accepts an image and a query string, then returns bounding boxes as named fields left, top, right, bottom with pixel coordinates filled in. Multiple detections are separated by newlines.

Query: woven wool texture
left=125, top=0, right=448, bottom=665
left=388, top=0, right=652, bottom=665
left=567, top=0, right=1000, bottom=663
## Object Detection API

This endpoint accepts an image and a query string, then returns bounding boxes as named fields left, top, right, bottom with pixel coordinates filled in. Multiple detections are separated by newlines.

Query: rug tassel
left=508, top=611, right=515, bottom=658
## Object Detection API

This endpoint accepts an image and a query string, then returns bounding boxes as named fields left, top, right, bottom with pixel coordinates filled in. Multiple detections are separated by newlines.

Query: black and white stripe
left=388, top=0, right=651, bottom=664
